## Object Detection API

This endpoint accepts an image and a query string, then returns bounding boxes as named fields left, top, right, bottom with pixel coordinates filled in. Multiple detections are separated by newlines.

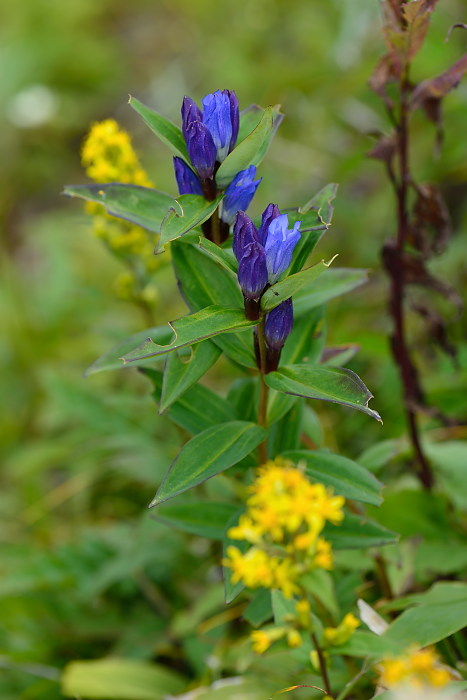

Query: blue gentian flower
left=221, top=166, right=261, bottom=225
left=181, top=96, right=202, bottom=142
left=234, top=206, right=300, bottom=320
left=233, top=207, right=301, bottom=287
left=232, top=210, right=259, bottom=261
left=202, top=90, right=239, bottom=162
left=265, top=298, right=294, bottom=350
left=179, top=90, right=240, bottom=183
left=184, top=120, right=217, bottom=181
left=257, top=203, right=280, bottom=246
left=237, top=240, right=268, bottom=301
left=173, top=157, right=203, bottom=196
left=264, top=214, right=301, bottom=284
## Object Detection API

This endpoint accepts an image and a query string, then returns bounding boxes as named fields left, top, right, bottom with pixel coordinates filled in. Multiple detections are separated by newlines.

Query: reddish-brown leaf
left=411, top=184, right=451, bottom=257
left=411, top=54, right=467, bottom=108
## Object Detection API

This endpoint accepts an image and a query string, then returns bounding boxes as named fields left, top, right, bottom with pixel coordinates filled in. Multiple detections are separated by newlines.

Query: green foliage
left=3, top=1, right=466, bottom=698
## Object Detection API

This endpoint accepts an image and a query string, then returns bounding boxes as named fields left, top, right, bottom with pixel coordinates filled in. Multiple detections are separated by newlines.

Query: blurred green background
left=1, top=0, right=466, bottom=697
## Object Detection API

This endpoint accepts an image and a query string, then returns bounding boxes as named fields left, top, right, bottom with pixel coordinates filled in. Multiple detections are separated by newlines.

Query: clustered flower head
left=173, top=90, right=261, bottom=236
left=81, top=120, right=162, bottom=304
left=223, top=458, right=345, bottom=599
left=378, top=647, right=455, bottom=690
left=82, top=119, right=152, bottom=187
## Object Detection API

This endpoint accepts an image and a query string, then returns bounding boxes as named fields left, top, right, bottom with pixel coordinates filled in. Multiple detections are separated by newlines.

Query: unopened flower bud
left=265, top=298, right=293, bottom=351
left=257, top=202, right=280, bottom=245
left=264, top=214, right=301, bottom=284
left=238, top=240, right=268, bottom=300
left=202, top=89, right=239, bottom=162
left=232, top=211, right=259, bottom=261
left=181, top=96, right=202, bottom=142
left=173, top=156, right=203, bottom=196
left=221, top=166, right=261, bottom=225
left=185, top=120, right=217, bottom=180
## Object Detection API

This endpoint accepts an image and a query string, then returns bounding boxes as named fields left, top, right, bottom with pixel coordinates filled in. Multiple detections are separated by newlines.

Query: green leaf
left=328, top=630, right=401, bottom=658
left=424, top=440, right=467, bottom=510
left=294, top=268, right=369, bottom=317
left=197, top=236, right=238, bottom=275
left=302, top=569, right=339, bottom=620
left=268, top=401, right=304, bottom=455
left=271, top=589, right=297, bottom=624
left=85, top=326, right=173, bottom=375
left=160, top=341, right=221, bottom=412
left=260, top=258, right=335, bottom=312
left=267, top=309, right=325, bottom=426
left=265, top=365, right=382, bottom=422
left=283, top=449, right=383, bottom=505
left=288, top=183, right=338, bottom=274
left=64, top=184, right=175, bottom=234
left=324, top=513, right=398, bottom=550
left=358, top=438, right=406, bottom=473
left=153, top=501, right=239, bottom=539
left=142, top=368, right=234, bottom=434
left=215, top=107, right=274, bottom=188
left=61, top=658, right=186, bottom=699
left=383, top=599, right=467, bottom=649
left=129, top=95, right=189, bottom=160
left=171, top=241, right=256, bottom=368
left=243, top=589, right=273, bottom=628
left=158, top=194, right=223, bottom=249
left=150, top=421, right=266, bottom=506
left=238, top=103, right=283, bottom=144
left=121, top=306, right=255, bottom=363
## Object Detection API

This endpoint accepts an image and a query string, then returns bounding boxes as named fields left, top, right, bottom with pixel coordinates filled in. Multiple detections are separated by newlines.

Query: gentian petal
left=221, top=166, right=261, bottom=225
left=181, top=96, right=202, bottom=142
left=232, top=211, right=259, bottom=262
left=202, top=90, right=233, bottom=162
left=258, top=203, right=280, bottom=246
left=237, top=240, right=268, bottom=300
left=265, top=298, right=294, bottom=351
left=226, top=90, right=239, bottom=151
left=185, top=120, right=217, bottom=180
left=173, top=156, right=203, bottom=196
left=264, top=214, right=301, bottom=284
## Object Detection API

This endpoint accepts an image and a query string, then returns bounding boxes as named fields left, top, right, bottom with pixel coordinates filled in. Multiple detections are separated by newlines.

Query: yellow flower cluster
left=81, top=119, right=166, bottom=306
left=82, top=119, right=152, bottom=187
left=324, top=613, right=360, bottom=647
left=378, top=647, right=454, bottom=689
left=224, top=459, right=345, bottom=598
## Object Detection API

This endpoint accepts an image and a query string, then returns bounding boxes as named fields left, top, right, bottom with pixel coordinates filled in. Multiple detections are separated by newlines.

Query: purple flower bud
left=226, top=90, right=239, bottom=152
left=265, top=298, right=294, bottom=351
left=221, top=166, right=261, bottom=225
left=173, top=157, right=203, bottom=196
left=237, top=240, right=268, bottom=300
left=202, top=89, right=239, bottom=162
left=181, top=96, right=202, bottom=142
left=232, top=211, right=259, bottom=262
left=257, top=203, right=280, bottom=246
left=185, top=120, right=217, bottom=180
left=264, top=214, right=301, bottom=284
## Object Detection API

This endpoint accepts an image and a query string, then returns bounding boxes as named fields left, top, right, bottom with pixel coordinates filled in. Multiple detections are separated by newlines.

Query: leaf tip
left=324, top=253, right=339, bottom=267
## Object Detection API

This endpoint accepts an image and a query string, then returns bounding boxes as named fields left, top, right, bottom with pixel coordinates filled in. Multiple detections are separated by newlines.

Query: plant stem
left=311, top=632, right=333, bottom=698
left=257, top=316, right=269, bottom=464
left=385, top=67, right=434, bottom=490
left=211, top=207, right=221, bottom=246
left=373, top=552, right=393, bottom=600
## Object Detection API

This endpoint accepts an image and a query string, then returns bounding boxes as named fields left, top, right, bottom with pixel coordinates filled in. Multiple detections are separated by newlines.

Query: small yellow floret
left=287, top=629, right=303, bottom=648
left=324, top=612, right=360, bottom=646
left=378, top=646, right=454, bottom=689
left=251, top=630, right=272, bottom=654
